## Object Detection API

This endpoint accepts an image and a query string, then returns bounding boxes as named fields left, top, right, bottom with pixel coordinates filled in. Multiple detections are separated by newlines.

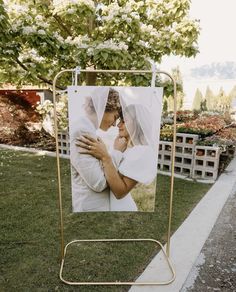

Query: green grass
left=132, top=181, right=156, bottom=212
left=0, top=149, right=212, bottom=292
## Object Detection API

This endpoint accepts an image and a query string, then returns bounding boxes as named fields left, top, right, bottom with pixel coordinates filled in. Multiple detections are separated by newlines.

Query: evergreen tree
left=162, top=66, right=184, bottom=112
left=200, top=99, right=207, bottom=112
left=163, top=98, right=168, bottom=115
left=229, top=85, right=236, bottom=99
left=229, top=85, right=236, bottom=110
left=173, top=66, right=184, bottom=110
left=192, top=88, right=203, bottom=111
left=205, top=86, right=215, bottom=111
left=217, top=87, right=231, bottom=112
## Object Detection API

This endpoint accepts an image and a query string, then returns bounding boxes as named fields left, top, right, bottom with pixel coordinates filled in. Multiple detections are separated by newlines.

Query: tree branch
left=15, top=58, right=65, bottom=89
left=15, top=58, right=28, bottom=71
left=52, top=14, right=73, bottom=36
left=37, top=75, right=65, bottom=90
left=42, top=0, right=72, bottom=36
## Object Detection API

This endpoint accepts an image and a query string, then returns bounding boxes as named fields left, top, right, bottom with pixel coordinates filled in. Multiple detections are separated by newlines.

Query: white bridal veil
left=115, top=87, right=163, bottom=151
left=68, top=86, right=111, bottom=135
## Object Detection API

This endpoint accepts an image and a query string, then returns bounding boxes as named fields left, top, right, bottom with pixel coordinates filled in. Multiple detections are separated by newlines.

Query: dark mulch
left=0, top=94, right=55, bottom=151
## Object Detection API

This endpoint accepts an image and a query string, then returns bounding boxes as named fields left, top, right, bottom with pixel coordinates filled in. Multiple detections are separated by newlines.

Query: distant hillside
left=191, top=62, right=236, bottom=79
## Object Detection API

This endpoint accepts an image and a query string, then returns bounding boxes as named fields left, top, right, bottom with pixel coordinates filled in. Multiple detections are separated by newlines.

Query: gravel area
left=182, top=186, right=236, bottom=292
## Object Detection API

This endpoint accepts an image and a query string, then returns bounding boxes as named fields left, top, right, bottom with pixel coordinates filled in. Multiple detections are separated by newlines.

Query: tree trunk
left=86, top=71, right=97, bottom=85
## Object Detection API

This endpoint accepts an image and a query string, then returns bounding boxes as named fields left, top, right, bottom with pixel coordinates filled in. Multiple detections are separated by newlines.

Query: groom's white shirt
left=70, top=116, right=111, bottom=212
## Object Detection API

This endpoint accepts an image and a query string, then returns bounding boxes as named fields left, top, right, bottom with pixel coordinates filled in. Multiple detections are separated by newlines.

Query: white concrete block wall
left=176, top=133, right=199, bottom=146
left=192, top=145, right=220, bottom=180
left=158, top=141, right=172, bottom=172
left=158, top=134, right=221, bottom=181
left=57, top=131, right=70, bottom=155
left=159, top=134, right=198, bottom=177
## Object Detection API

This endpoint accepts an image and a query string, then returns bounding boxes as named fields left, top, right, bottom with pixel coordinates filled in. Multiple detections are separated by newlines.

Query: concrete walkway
left=130, top=156, right=236, bottom=292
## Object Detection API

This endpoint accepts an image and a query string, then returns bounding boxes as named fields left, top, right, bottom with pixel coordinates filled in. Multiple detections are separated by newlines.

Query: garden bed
left=160, top=112, right=236, bottom=178
left=0, top=94, right=55, bottom=151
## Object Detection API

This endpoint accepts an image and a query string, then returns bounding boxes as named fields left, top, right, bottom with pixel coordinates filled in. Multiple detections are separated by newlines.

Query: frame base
left=60, top=238, right=175, bottom=286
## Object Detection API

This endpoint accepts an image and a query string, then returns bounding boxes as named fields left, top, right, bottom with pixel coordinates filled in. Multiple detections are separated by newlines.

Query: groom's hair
left=105, top=88, right=121, bottom=113
left=85, top=88, right=121, bottom=114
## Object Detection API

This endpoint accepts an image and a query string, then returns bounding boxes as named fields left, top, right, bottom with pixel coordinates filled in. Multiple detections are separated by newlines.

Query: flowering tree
left=0, top=0, right=200, bottom=87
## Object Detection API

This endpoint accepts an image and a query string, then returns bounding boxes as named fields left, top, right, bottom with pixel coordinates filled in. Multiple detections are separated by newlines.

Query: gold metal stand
left=53, top=68, right=177, bottom=286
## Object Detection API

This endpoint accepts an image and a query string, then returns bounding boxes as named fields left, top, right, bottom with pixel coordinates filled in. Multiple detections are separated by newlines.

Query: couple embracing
left=69, top=87, right=162, bottom=212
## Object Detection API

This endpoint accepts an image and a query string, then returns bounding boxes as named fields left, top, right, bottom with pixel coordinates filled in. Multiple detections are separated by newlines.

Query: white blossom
left=135, top=1, right=145, bottom=8
left=146, top=0, right=159, bottom=4
left=53, top=32, right=64, bottom=43
left=37, top=29, right=46, bottom=35
left=19, top=49, right=45, bottom=63
left=103, top=1, right=139, bottom=23
left=53, top=0, right=95, bottom=14
left=22, top=26, right=36, bottom=34
left=96, top=40, right=128, bottom=51
left=4, top=3, right=28, bottom=14
left=138, top=40, right=147, bottom=47
left=5, top=50, right=14, bottom=55
left=140, top=23, right=160, bottom=38
left=65, top=35, right=90, bottom=48
left=35, top=15, right=43, bottom=22
left=123, top=2, right=133, bottom=14
left=87, top=48, right=94, bottom=56
left=24, top=14, right=32, bottom=22
left=40, top=22, right=50, bottom=29
left=164, top=2, right=174, bottom=10
left=34, top=15, right=49, bottom=29
left=130, top=12, right=140, bottom=20
left=67, top=8, right=76, bottom=14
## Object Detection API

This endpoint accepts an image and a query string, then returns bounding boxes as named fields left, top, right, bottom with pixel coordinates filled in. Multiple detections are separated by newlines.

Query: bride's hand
left=76, top=134, right=109, bottom=160
left=113, top=136, right=127, bottom=152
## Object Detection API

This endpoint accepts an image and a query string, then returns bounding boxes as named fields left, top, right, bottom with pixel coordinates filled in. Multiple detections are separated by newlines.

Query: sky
left=160, top=0, right=236, bottom=108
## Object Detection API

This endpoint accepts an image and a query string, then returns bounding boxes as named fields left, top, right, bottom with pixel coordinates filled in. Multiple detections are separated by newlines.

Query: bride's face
left=117, top=117, right=134, bottom=139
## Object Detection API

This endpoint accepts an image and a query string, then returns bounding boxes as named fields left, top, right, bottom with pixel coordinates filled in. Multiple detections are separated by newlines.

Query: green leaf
left=101, top=51, right=108, bottom=61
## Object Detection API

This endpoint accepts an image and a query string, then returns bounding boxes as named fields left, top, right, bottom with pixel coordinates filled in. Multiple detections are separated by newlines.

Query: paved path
left=130, top=156, right=236, bottom=292
left=181, top=186, right=236, bottom=292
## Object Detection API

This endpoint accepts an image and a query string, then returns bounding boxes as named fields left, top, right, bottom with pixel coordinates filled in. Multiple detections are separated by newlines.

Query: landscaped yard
left=0, top=149, right=212, bottom=292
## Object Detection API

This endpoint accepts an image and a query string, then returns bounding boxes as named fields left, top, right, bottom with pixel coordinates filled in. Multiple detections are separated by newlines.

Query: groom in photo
left=70, top=88, right=123, bottom=212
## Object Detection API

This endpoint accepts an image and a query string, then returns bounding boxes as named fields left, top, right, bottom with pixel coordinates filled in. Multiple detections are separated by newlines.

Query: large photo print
left=68, top=86, right=163, bottom=212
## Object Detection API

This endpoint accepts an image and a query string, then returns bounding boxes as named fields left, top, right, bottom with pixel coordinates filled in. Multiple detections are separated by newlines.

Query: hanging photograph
left=68, top=86, right=163, bottom=212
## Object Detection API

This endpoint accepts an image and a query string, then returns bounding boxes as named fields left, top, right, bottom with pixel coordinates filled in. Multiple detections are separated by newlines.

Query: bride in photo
left=77, top=87, right=162, bottom=211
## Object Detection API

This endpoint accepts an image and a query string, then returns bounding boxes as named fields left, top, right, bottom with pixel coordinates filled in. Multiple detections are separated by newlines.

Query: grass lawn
left=0, top=149, right=212, bottom=292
